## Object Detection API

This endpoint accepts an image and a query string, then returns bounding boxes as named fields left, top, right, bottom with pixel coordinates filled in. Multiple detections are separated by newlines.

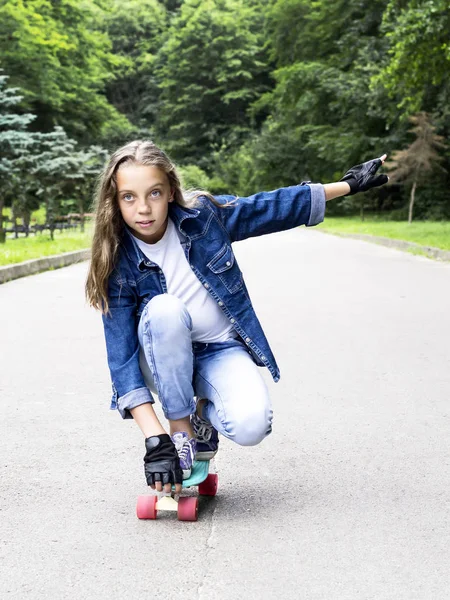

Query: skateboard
left=136, top=460, right=218, bottom=522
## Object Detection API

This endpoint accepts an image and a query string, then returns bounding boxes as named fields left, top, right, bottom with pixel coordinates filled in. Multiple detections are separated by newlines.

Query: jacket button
left=261, top=355, right=266, bottom=360
left=230, top=318, right=235, bottom=323
left=226, top=261, right=231, bottom=266
left=204, top=283, right=209, bottom=289
left=245, top=337, right=251, bottom=343
left=218, top=301, right=224, bottom=306
left=190, top=264, right=194, bottom=269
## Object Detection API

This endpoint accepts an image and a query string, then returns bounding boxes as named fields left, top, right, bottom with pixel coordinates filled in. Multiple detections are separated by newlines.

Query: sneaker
left=171, top=431, right=197, bottom=479
left=191, top=412, right=219, bottom=461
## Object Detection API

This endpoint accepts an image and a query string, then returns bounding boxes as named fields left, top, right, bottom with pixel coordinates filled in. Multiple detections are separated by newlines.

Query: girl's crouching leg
left=200, top=372, right=273, bottom=447
left=223, top=402, right=273, bottom=447
left=196, top=342, right=273, bottom=447
left=139, top=294, right=193, bottom=344
left=138, top=294, right=195, bottom=420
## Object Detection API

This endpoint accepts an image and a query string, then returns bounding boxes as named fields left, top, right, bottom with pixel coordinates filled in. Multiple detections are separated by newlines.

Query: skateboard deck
left=136, top=460, right=218, bottom=522
left=176, top=460, right=210, bottom=489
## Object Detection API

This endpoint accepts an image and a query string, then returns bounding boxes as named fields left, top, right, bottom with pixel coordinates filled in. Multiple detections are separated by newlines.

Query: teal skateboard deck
left=136, top=459, right=218, bottom=522
left=176, top=460, right=210, bottom=489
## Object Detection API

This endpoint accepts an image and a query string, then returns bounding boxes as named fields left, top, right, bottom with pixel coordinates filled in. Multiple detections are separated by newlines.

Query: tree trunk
left=12, top=204, right=19, bottom=239
left=408, top=179, right=417, bottom=224
left=45, top=197, right=55, bottom=241
left=360, top=199, right=365, bottom=221
left=78, top=195, right=85, bottom=233
left=23, top=210, right=31, bottom=237
left=0, top=196, right=5, bottom=244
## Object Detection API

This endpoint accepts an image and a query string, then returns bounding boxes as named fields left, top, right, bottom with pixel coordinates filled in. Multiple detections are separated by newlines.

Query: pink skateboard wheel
left=177, top=496, right=198, bottom=521
left=198, top=473, right=219, bottom=497
left=136, top=495, right=158, bottom=519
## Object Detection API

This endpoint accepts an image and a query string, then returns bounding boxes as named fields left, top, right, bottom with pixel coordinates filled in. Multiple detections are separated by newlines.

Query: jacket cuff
left=117, top=386, right=154, bottom=420
left=306, top=183, right=326, bottom=226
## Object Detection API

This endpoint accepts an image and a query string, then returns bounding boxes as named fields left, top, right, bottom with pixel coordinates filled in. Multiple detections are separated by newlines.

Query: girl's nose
left=138, top=198, right=151, bottom=213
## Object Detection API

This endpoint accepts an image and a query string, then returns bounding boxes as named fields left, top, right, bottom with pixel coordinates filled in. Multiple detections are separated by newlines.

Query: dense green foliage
left=0, top=0, right=449, bottom=243
left=153, top=0, right=271, bottom=169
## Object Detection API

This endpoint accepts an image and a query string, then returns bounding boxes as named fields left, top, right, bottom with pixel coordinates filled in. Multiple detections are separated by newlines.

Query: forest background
left=0, top=0, right=449, bottom=247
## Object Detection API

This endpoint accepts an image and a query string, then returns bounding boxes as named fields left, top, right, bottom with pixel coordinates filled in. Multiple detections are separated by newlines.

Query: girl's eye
left=121, top=190, right=161, bottom=201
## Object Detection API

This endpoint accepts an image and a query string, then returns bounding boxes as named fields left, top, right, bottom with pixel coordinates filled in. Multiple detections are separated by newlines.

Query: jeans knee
left=226, top=410, right=273, bottom=447
left=142, top=294, right=192, bottom=337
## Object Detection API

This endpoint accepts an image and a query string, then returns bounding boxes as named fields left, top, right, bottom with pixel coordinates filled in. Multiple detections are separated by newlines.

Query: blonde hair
left=85, top=139, right=233, bottom=313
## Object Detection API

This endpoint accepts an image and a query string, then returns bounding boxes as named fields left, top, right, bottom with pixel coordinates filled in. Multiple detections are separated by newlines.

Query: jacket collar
left=169, top=200, right=200, bottom=232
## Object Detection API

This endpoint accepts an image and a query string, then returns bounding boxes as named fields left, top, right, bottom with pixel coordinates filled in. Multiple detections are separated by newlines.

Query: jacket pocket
left=207, top=244, right=243, bottom=294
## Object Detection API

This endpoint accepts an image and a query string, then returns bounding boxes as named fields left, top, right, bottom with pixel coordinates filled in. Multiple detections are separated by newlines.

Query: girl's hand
left=340, top=154, right=388, bottom=196
left=144, top=434, right=183, bottom=494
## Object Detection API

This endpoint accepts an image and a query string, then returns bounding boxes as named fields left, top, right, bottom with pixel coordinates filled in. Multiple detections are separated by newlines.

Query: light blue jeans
left=137, top=294, right=273, bottom=446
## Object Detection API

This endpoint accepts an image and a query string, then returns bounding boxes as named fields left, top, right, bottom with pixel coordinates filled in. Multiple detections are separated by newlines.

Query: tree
left=0, top=0, right=130, bottom=143
left=0, top=71, right=37, bottom=243
left=28, top=127, right=107, bottom=239
left=154, top=0, right=271, bottom=168
left=64, top=145, right=109, bottom=232
left=178, top=164, right=212, bottom=190
left=102, top=0, right=168, bottom=127
left=371, top=0, right=450, bottom=116
left=385, top=112, right=447, bottom=223
left=221, top=0, right=392, bottom=195
left=9, top=172, right=41, bottom=237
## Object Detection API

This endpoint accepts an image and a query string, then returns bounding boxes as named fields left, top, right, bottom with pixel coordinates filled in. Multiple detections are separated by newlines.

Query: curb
left=320, top=231, right=450, bottom=262
left=0, top=249, right=91, bottom=284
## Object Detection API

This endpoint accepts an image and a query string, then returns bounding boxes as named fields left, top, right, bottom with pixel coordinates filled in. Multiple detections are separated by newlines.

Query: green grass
left=318, top=217, right=450, bottom=251
left=0, top=227, right=93, bottom=266
left=2, top=215, right=450, bottom=267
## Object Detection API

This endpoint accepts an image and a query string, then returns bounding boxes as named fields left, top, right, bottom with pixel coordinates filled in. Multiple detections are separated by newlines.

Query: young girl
left=85, top=140, right=387, bottom=495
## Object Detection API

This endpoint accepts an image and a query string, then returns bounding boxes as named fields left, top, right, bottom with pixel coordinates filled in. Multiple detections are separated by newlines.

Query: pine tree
left=0, top=71, right=37, bottom=242
left=385, top=112, right=447, bottom=223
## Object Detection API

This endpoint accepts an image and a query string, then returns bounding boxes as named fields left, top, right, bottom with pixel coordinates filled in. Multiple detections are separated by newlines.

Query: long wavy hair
left=85, top=139, right=233, bottom=314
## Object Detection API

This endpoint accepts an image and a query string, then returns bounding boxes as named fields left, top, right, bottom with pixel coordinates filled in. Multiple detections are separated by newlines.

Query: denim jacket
left=102, top=183, right=326, bottom=417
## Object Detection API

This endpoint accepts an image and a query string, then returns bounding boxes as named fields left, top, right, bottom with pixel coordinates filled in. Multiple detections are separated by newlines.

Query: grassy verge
left=318, top=217, right=450, bottom=251
left=0, top=228, right=92, bottom=266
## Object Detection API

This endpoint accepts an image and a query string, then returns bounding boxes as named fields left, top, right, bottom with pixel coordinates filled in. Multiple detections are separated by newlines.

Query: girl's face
left=116, top=164, right=174, bottom=244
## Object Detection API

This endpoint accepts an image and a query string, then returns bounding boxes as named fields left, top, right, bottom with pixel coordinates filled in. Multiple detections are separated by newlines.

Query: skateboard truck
left=156, top=495, right=178, bottom=512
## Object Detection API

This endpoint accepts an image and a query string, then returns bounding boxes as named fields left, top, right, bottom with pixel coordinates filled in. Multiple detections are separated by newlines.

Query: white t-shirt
left=132, top=218, right=236, bottom=343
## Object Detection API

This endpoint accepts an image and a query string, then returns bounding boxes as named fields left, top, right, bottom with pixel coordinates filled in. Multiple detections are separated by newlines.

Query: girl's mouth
left=137, top=220, right=155, bottom=228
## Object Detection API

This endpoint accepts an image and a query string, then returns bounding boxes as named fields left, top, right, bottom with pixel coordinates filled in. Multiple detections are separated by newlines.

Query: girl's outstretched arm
left=208, top=154, right=388, bottom=243
left=334, top=154, right=388, bottom=198
left=323, top=181, right=351, bottom=201
left=317, top=152, right=388, bottom=200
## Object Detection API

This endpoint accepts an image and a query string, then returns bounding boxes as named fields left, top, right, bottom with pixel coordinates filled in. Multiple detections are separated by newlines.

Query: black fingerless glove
left=340, top=157, right=388, bottom=196
left=143, top=434, right=183, bottom=487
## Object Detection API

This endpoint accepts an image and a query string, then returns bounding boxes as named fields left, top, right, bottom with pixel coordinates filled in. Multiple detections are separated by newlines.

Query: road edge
left=2, top=230, right=449, bottom=285
left=319, top=231, right=450, bottom=262
left=0, top=249, right=91, bottom=284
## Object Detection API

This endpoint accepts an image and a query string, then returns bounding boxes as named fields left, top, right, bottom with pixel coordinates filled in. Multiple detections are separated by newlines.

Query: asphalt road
left=1, top=229, right=449, bottom=599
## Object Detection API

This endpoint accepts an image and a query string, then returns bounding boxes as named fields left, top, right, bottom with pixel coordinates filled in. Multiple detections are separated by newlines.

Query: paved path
left=1, top=230, right=449, bottom=599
